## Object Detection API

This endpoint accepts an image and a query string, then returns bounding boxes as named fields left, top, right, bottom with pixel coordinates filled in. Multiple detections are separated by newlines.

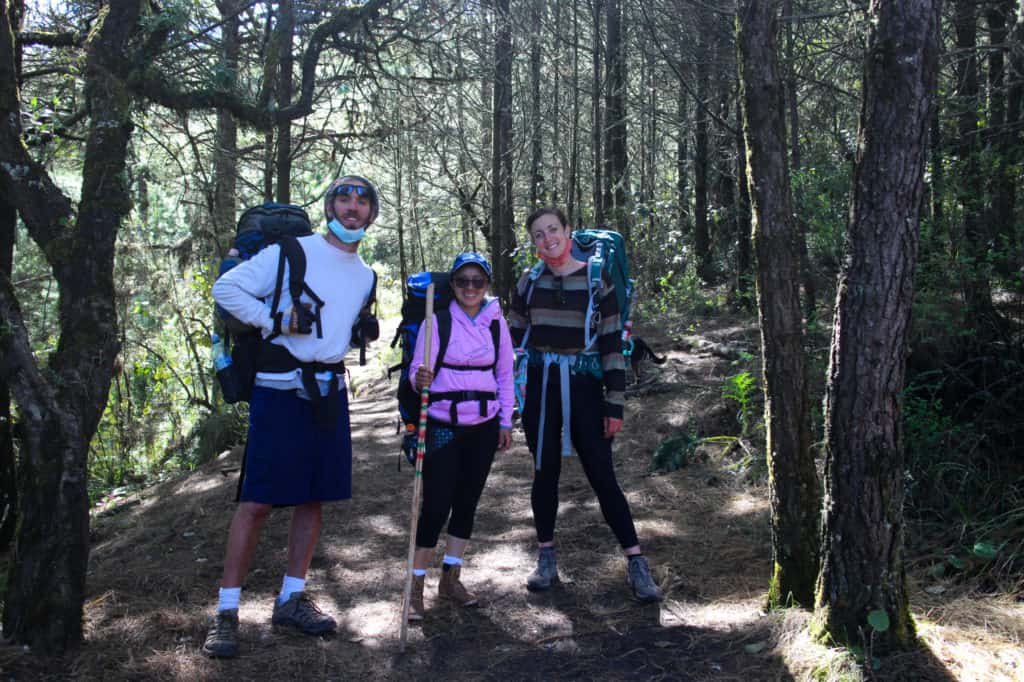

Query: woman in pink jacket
left=406, top=252, right=514, bottom=620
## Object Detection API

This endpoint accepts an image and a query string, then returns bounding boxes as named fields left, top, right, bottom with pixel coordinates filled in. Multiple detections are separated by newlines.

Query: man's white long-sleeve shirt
left=212, top=233, right=374, bottom=390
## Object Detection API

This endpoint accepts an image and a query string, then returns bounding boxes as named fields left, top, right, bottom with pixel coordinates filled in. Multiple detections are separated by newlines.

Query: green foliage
left=723, top=371, right=757, bottom=436
left=648, top=260, right=723, bottom=318
left=866, top=610, right=890, bottom=633
left=649, top=427, right=700, bottom=473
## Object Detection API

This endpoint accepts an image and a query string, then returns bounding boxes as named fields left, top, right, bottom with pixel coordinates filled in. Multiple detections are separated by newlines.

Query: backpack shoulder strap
left=489, top=318, right=500, bottom=371
left=432, top=307, right=453, bottom=375
left=365, top=268, right=378, bottom=313
left=267, top=244, right=290, bottom=340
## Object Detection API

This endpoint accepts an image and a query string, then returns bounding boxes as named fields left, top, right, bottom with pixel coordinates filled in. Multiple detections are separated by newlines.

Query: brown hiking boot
left=407, top=574, right=425, bottom=621
left=438, top=564, right=478, bottom=607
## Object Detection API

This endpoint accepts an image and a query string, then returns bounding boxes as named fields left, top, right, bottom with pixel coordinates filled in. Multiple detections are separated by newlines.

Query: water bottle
left=211, top=333, right=232, bottom=372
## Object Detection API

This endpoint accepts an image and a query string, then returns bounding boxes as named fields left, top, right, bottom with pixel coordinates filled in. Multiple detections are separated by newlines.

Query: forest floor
left=2, top=313, right=1023, bottom=681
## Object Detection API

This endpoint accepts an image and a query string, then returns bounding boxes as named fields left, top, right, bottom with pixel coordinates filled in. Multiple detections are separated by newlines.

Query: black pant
left=415, top=417, right=499, bottom=548
left=522, top=365, right=639, bottom=549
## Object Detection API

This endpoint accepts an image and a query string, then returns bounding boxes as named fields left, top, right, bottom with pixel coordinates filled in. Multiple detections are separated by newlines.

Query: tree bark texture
left=213, top=0, right=240, bottom=259
left=0, top=194, right=15, bottom=552
left=0, top=0, right=136, bottom=650
left=528, top=0, right=542, bottom=209
left=590, top=0, right=603, bottom=224
left=603, top=0, right=627, bottom=234
left=0, top=0, right=21, bottom=554
left=813, top=0, right=939, bottom=652
left=694, top=25, right=711, bottom=283
left=736, top=0, right=820, bottom=609
left=275, top=0, right=295, bottom=203
left=490, top=0, right=514, bottom=300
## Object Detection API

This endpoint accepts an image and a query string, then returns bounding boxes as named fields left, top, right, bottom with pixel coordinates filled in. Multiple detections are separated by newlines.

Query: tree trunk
left=783, top=0, right=816, bottom=322
left=603, top=0, right=627, bottom=235
left=736, top=0, right=819, bottom=610
left=694, top=25, right=711, bottom=283
left=591, top=0, right=604, bottom=224
left=567, top=0, right=581, bottom=220
left=275, top=0, right=295, bottom=203
left=1, top=0, right=137, bottom=650
left=490, top=0, right=514, bottom=300
left=528, top=0, right=543, bottom=209
left=0, top=195, right=15, bottom=552
left=812, top=0, right=939, bottom=652
left=986, top=1, right=1018, bottom=279
left=734, top=104, right=752, bottom=308
left=676, top=68, right=689, bottom=239
left=213, top=0, right=240, bottom=256
left=0, top=0, right=22, bottom=554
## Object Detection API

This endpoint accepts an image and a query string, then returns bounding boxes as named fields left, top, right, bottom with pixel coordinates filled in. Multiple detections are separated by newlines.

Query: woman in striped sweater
left=509, top=207, right=662, bottom=603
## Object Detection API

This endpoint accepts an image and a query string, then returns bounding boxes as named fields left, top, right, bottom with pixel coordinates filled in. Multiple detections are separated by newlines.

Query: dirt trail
left=2, top=319, right=977, bottom=680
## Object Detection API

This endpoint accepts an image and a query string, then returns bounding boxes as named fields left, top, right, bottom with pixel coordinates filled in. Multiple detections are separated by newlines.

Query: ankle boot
left=438, top=563, right=478, bottom=607
left=407, top=574, right=425, bottom=621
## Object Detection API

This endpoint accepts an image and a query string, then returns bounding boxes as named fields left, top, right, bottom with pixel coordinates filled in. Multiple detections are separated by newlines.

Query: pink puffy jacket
left=409, top=298, right=515, bottom=428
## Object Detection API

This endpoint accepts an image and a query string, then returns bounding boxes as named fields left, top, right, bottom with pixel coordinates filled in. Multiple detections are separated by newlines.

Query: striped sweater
left=508, top=264, right=626, bottom=419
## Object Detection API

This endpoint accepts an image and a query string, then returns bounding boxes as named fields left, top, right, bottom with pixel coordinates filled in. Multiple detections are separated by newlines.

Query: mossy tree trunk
left=736, top=0, right=820, bottom=610
left=0, top=0, right=139, bottom=650
left=812, top=0, right=939, bottom=652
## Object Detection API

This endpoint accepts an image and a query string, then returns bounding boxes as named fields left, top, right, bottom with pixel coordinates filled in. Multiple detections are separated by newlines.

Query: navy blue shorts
left=238, top=386, right=353, bottom=506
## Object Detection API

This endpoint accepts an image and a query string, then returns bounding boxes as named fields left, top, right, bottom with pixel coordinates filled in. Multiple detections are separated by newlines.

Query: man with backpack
left=203, top=174, right=379, bottom=658
left=509, top=207, right=663, bottom=604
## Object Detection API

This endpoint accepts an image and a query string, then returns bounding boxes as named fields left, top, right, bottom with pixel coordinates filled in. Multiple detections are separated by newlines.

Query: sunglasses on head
left=453, top=276, right=488, bottom=290
left=329, top=183, right=373, bottom=199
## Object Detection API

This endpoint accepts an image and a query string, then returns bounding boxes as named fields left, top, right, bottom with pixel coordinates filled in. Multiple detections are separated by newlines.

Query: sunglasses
left=453, top=276, right=488, bottom=290
left=329, top=183, right=374, bottom=199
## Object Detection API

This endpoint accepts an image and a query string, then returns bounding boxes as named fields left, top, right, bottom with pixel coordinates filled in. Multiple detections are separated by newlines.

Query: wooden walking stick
left=400, top=282, right=434, bottom=650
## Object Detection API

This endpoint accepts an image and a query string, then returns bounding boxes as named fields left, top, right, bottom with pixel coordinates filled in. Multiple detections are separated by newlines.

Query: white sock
left=442, top=554, right=463, bottom=567
left=218, top=587, right=241, bottom=612
left=413, top=568, right=427, bottom=577
left=278, top=575, right=305, bottom=604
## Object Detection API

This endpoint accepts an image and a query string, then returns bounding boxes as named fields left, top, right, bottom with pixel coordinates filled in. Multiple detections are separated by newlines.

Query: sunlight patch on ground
left=915, top=594, right=1024, bottom=681
left=658, top=594, right=765, bottom=632
left=342, top=599, right=400, bottom=643
left=353, top=513, right=404, bottom=538
left=466, top=544, right=534, bottom=584
left=720, top=493, right=769, bottom=518
left=171, top=476, right=223, bottom=496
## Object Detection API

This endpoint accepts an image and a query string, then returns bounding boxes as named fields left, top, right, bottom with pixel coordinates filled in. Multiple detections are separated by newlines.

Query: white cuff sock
left=278, top=575, right=306, bottom=604
left=218, top=586, right=241, bottom=612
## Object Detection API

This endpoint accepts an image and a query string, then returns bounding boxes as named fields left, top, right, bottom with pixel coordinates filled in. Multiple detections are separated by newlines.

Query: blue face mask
left=328, top=218, right=366, bottom=244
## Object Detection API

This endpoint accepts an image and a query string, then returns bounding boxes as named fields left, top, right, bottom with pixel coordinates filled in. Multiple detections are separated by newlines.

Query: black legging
left=415, top=417, right=498, bottom=548
left=522, top=365, right=639, bottom=548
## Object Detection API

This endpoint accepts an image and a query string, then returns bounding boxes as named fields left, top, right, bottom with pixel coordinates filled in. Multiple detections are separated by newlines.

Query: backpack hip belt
left=258, top=341, right=346, bottom=425
left=428, top=389, right=498, bottom=425
left=525, top=348, right=603, bottom=378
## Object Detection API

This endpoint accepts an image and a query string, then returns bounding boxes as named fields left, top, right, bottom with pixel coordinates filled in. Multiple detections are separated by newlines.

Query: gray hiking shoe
left=203, top=608, right=239, bottom=658
left=271, top=592, right=337, bottom=635
left=627, top=555, right=663, bottom=603
left=526, top=547, right=559, bottom=592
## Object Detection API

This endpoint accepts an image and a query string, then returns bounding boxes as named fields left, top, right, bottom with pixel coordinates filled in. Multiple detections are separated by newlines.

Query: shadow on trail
left=0, top=339, right=959, bottom=681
